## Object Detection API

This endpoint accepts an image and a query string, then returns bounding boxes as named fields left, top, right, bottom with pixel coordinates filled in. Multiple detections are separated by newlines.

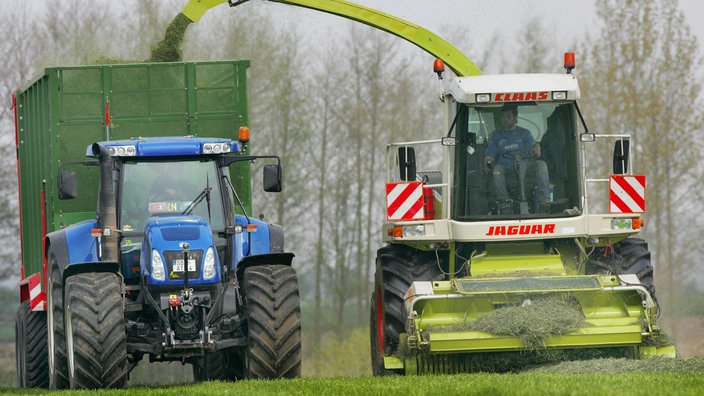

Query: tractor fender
left=234, top=252, right=295, bottom=286
left=45, top=220, right=120, bottom=280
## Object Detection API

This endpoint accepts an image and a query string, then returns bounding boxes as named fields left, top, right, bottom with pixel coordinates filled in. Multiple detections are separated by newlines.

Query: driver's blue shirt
left=486, top=126, right=536, bottom=168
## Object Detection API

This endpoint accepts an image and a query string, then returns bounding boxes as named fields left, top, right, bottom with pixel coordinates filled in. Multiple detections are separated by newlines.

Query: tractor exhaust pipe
left=93, top=144, right=119, bottom=263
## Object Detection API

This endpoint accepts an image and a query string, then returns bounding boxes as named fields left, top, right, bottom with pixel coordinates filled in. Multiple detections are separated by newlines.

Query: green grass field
left=3, top=357, right=704, bottom=396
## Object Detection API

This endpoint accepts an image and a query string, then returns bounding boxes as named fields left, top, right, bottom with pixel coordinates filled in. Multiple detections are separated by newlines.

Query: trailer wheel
left=64, top=272, right=128, bottom=389
left=370, top=245, right=445, bottom=376
left=243, top=265, right=301, bottom=379
left=15, top=300, right=48, bottom=388
left=591, top=237, right=656, bottom=298
left=47, top=252, right=69, bottom=389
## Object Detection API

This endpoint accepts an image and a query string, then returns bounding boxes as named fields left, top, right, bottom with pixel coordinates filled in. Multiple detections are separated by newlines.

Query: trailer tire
left=243, top=265, right=301, bottom=379
left=370, top=245, right=445, bottom=376
left=64, top=272, right=128, bottom=389
left=15, top=300, right=48, bottom=388
left=47, top=252, right=69, bottom=389
left=591, top=237, right=656, bottom=298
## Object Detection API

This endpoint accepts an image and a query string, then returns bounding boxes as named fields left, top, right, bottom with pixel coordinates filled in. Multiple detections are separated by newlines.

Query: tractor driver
left=483, top=103, right=550, bottom=212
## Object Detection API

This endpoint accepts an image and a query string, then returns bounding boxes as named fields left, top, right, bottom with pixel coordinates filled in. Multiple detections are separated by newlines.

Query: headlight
left=203, top=143, right=231, bottom=154
left=403, top=224, right=426, bottom=237
left=202, top=247, right=216, bottom=279
left=151, top=249, right=166, bottom=281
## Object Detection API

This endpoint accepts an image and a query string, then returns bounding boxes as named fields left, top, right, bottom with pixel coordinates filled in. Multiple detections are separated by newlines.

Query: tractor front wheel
left=243, top=265, right=301, bottom=379
left=64, top=272, right=128, bottom=389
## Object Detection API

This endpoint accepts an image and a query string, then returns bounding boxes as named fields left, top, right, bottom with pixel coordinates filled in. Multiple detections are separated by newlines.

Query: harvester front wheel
left=47, top=251, right=69, bottom=390
left=15, top=300, right=48, bottom=388
left=370, top=245, right=445, bottom=375
left=64, top=272, right=128, bottom=389
left=243, top=265, right=301, bottom=379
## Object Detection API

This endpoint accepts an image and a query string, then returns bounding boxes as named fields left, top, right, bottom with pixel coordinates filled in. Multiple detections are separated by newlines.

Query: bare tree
left=579, top=0, right=704, bottom=323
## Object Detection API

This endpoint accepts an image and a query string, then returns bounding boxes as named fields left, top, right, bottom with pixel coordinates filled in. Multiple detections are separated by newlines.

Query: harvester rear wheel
left=370, top=245, right=445, bottom=375
left=64, top=272, right=128, bottom=389
left=592, top=237, right=656, bottom=297
left=243, top=265, right=301, bottom=379
left=15, top=300, right=48, bottom=388
left=47, top=251, right=69, bottom=390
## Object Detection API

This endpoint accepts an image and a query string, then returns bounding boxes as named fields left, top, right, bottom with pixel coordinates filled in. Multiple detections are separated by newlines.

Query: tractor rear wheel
left=192, top=350, right=245, bottom=382
left=15, top=300, right=48, bottom=388
left=370, top=245, right=445, bottom=376
left=47, top=251, right=69, bottom=390
left=243, top=265, right=301, bottom=379
left=64, top=272, right=128, bottom=389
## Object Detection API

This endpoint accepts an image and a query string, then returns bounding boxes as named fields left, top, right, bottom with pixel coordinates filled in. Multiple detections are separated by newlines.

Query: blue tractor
left=44, top=136, right=301, bottom=388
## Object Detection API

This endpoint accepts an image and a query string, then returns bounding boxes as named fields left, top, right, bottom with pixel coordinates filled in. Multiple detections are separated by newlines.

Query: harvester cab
left=372, top=53, right=674, bottom=375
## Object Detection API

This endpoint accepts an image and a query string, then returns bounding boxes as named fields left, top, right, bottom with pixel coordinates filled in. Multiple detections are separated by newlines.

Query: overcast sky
left=233, top=0, right=704, bottom=74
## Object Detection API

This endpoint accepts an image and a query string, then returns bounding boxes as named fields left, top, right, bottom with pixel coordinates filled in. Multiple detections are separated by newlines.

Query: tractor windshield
left=452, top=101, right=582, bottom=220
left=119, top=159, right=227, bottom=232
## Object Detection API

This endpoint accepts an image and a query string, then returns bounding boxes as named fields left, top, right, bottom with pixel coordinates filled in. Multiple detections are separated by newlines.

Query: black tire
left=64, top=272, right=128, bottom=389
left=47, top=251, right=69, bottom=390
left=591, top=237, right=656, bottom=297
left=192, top=350, right=245, bottom=382
left=15, top=300, right=49, bottom=388
left=243, top=265, right=301, bottom=379
left=370, top=245, right=445, bottom=376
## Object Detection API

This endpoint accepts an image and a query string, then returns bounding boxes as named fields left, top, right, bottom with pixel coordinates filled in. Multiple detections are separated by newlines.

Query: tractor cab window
left=452, top=102, right=581, bottom=220
left=119, top=160, right=226, bottom=232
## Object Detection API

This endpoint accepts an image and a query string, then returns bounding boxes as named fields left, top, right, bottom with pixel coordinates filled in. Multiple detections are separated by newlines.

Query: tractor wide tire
left=370, top=245, right=445, bottom=375
left=244, top=265, right=301, bottom=379
left=65, top=273, right=127, bottom=389
left=15, top=300, right=48, bottom=388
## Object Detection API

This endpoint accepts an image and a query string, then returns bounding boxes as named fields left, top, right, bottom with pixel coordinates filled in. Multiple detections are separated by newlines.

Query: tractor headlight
left=202, top=247, right=216, bottom=279
left=403, top=224, right=426, bottom=237
left=151, top=249, right=166, bottom=281
left=611, top=218, right=632, bottom=230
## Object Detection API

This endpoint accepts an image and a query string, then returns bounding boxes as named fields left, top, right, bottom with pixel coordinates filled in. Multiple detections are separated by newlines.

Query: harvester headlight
left=202, top=247, right=216, bottom=279
left=475, top=93, right=491, bottom=103
left=151, top=249, right=166, bottom=281
left=611, top=218, right=632, bottom=230
left=403, top=224, right=426, bottom=237
left=552, top=91, right=567, bottom=100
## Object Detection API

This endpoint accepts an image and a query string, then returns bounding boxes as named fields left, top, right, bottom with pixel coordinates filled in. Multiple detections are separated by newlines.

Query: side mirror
left=263, top=164, right=282, bottom=192
left=58, top=171, right=78, bottom=200
left=613, top=139, right=630, bottom=174
left=398, top=146, right=416, bottom=181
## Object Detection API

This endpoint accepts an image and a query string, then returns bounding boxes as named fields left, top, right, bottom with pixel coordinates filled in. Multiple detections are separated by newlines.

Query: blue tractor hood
left=141, top=215, right=221, bottom=286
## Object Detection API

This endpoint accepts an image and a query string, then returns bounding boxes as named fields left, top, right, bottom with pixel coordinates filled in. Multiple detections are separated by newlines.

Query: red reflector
left=246, top=224, right=257, bottom=232
left=91, top=229, right=102, bottom=237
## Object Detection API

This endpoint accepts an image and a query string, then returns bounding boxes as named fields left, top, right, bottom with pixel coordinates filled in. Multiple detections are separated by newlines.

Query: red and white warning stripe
left=28, top=272, right=46, bottom=311
left=609, top=175, right=646, bottom=214
left=386, top=182, right=425, bottom=221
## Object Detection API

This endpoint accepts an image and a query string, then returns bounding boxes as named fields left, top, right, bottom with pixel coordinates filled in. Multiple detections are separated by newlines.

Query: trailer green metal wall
left=15, top=60, right=251, bottom=284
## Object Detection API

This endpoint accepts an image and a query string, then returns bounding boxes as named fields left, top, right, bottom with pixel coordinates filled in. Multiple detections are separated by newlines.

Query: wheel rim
left=65, top=302, right=74, bottom=387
